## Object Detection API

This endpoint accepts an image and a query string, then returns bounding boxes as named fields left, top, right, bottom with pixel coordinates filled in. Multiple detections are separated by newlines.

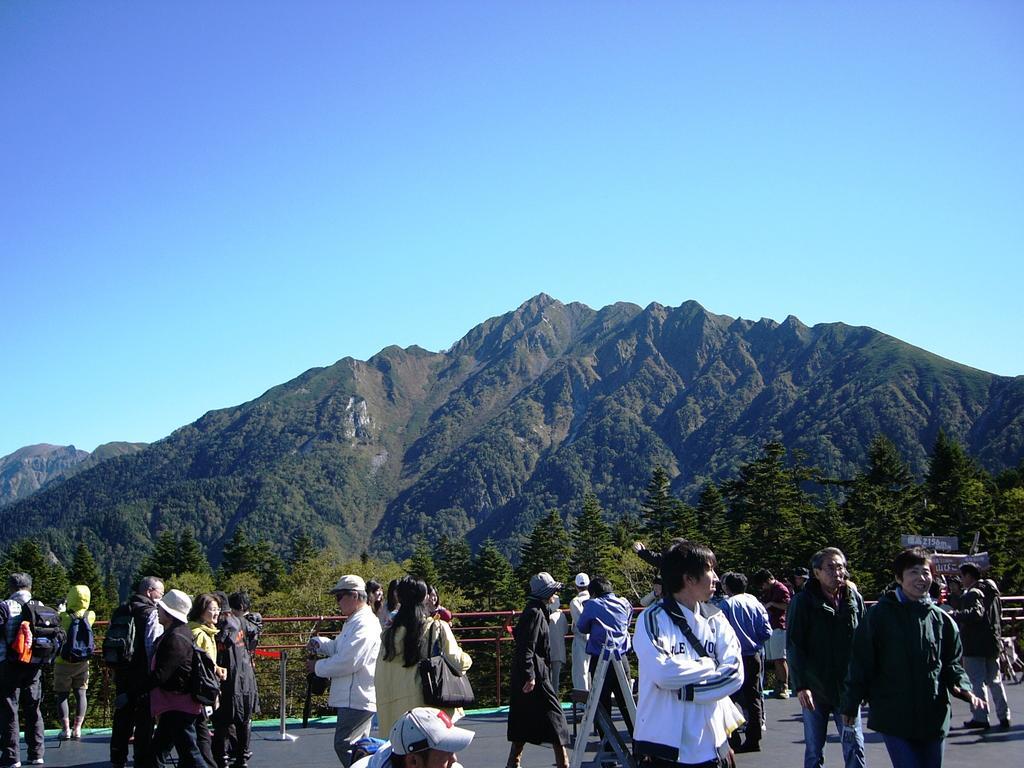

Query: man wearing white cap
left=568, top=573, right=590, bottom=692
left=354, top=706, right=474, bottom=768
left=308, top=575, right=382, bottom=766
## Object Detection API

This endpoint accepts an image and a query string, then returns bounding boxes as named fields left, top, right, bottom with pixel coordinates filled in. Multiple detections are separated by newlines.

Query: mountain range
left=2, top=294, right=1021, bottom=583
left=0, top=442, right=147, bottom=507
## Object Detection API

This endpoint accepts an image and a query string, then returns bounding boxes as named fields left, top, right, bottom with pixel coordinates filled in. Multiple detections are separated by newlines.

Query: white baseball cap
left=574, top=572, right=589, bottom=588
left=389, top=707, right=475, bottom=756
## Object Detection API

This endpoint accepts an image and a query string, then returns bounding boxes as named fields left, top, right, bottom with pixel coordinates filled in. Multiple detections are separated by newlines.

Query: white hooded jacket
left=633, top=598, right=744, bottom=765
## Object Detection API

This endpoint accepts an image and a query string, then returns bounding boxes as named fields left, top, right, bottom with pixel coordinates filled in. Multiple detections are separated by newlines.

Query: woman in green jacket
left=55, top=584, right=96, bottom=739
left=841, top=548, right=984, bottom=768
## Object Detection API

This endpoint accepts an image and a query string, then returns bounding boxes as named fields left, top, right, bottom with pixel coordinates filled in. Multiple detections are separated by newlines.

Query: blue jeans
left=801, top=701, right=865, bottom=768
left=881, top=733, right=945, bottom=768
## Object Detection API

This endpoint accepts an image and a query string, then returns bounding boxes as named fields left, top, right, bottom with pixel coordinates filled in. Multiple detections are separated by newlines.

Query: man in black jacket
left=787, top=547, right=866, bottom=768
left=951, top=564, right=1010, bottom=730
left=0, top=573, right=44, bottom=768
left=110, top=576, right=165, bottom=768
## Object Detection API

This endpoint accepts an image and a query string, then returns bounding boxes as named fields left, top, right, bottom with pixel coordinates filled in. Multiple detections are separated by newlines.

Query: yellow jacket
left=374, top=617, right=471, bottom=738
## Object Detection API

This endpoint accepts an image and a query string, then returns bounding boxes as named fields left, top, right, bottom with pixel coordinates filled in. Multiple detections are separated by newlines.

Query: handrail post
left=275, top=649, right=299, bottom=742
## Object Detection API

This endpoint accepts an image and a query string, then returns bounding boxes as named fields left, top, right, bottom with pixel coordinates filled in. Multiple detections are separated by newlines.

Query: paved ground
left=30, top=680, right=1024, bottom=767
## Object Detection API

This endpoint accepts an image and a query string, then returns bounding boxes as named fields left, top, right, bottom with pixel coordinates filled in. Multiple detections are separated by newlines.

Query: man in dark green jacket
left=841, top=547, right=983, bottom=768
left=787, top=547, right=866, bottom=768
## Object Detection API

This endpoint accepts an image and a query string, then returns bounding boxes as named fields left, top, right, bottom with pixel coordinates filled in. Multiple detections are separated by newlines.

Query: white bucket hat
left=156, top=589, right=192, bottom=623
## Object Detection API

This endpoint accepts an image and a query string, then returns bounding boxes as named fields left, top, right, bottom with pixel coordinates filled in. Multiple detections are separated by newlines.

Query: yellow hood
left=66, top=584, right=91, bottom=613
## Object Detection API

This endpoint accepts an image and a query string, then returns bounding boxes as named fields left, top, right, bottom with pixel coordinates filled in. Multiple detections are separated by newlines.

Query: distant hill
left=0, top=442, right=148, bottom=507
left=2, top=294, right=1021, bottom=582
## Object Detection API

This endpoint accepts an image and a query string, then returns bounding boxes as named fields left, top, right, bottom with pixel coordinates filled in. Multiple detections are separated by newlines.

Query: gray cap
left=529, top=571, right=562, bottom=601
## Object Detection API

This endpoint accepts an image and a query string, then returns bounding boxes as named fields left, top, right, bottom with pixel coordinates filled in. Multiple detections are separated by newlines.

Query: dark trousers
left=213, top=718, right=252, bottom=767
left=153, top=710, right=213, bottom=768
left=730, top=653, right=764, bottom=747
left=180, top=717, right=217, bottom=768
left=0, top=661, right=44, bottom=766
left=110, top=679, right=155, bottom=768
left=588, top=654, right=635, bottom=738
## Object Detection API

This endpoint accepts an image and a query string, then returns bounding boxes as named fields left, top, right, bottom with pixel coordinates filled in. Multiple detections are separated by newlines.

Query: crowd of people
left=0, top=539, right=1014, bottom=768
left=0, top=573, right=261, bottom=768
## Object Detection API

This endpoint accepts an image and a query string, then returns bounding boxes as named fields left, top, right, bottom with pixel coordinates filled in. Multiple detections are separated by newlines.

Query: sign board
left=930, top=552, right=989, bottom=575
left=899, top=534, right=959, bottom=552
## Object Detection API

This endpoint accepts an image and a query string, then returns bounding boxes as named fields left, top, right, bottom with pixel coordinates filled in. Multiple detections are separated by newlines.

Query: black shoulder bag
left=418, top=621, right=475, bottom=709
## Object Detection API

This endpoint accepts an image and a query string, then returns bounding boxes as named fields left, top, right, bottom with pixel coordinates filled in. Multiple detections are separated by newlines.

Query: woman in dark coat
left=506, top=572, right=570, bottom=768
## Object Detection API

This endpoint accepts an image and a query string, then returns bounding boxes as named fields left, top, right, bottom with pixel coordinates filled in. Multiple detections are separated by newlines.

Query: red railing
left=88, top=595, right=1024, bottom=713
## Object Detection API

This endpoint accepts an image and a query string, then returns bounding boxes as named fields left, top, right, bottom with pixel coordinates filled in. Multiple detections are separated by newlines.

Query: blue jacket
left=577, top=593, right=632, bottom=658
left=721, top=593, right=772, bottom=656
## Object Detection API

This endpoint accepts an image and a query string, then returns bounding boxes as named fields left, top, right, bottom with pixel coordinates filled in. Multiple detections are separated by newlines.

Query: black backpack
left=191, top=645, right=221, bottom=706
left=102, top=603, right=136, bottom=667
left=61, top=611, right=96, bottom=662
left=10, top=598, right=66, bottom=665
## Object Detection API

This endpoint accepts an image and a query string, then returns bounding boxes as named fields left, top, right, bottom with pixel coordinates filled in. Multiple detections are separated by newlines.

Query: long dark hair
left=386, top=578, right=401, bottom=612
left=381, top=577, right=429, bottom=667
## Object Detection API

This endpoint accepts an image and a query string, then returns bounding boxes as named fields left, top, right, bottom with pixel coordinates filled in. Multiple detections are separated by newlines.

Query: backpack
left=9, top=599, right=65, bottom=665
left=243, top=612, right=262, bottom=654
left=102, top=603, right=136, bottom=667
left=191, top=645, right=221, bottom=706
left=61, top=611, right=95, bottom=663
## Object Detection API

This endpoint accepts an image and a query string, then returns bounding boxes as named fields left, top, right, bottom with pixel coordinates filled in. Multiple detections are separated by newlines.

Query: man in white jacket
left=633, top=541, right=744, bottom=767
left=309, top=575, right=383, bottom=766
left=568, top=573, right=590, bottom=692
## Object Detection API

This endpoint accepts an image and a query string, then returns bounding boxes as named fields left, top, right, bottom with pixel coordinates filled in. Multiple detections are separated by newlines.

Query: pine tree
left=220, top=527, right=255, bottom=578
left=434, top=536, right=473, bottom=592
left=1, top=539, right=68, bottom=606
left=722, top=442, right=814, bottom=574
left=843, top=436, right=922, bottom=594
left=103, top=571, right=121, bottom=616
left=288, top=532, right=319, bottom=570
left=471, top=538, right=519, bottom=610
left=517, top=509, right=572, bottom=589
left=695, top=482, right=731, bottom=563
left=408, top=539, right=440, bottom=587
left=570, top=493, right=615, bottom=580
left=641, top=468, right=676, bottom=551
left=247, top=539, right=286, bottom=593
left=176, top=528, right=211, bottom=575
left=136, top=530, right=181, bottom=581
left=69, top=542, right=109, bottom=616
left=924, top=431, right=995, bottom=545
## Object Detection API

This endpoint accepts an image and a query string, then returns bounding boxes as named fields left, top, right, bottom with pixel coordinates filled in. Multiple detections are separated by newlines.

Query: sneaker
left=28, top=761, right=44, bottom=766
left=962, top=719, right=990, bottom=730
left=776, top=688, right=791, bottom=699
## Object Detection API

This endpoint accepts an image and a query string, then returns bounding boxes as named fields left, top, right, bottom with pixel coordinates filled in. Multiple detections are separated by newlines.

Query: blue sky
left=2, top=2, right=1022, bottom=457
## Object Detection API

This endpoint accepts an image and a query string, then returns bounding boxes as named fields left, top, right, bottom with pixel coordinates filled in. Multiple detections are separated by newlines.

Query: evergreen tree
left=641, top=468, right=676, bottom=551
left=471, top=538, right=519, bottom=610
left=1, top=539, right=69, bottom=606
left=176, top=528, right=211, bottom=575
left=220, top=527, right=255, bottom=578
left=247, top=539, right=286, bottom=593
left=408, top=538, right=440, bottom=587
left=136, top=530, right=181, bottom=581
left=434, top=536, right=473, bottom=592
left=103, top=571, right=121, bottom=615
left=288, top=531, right=319, bottom=570
left=695, top=482, right=731, bottom=563
left=69, top=542, right=109, bottom=617
left=570, top=493, right=615, bottom=580
left=924, top=431, right=995, bottom=545
left=517, top=509, right=572, bottom=589
left=843, top=436, right=922, bottom=594
left=722, top=442, right=815, bottom=574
